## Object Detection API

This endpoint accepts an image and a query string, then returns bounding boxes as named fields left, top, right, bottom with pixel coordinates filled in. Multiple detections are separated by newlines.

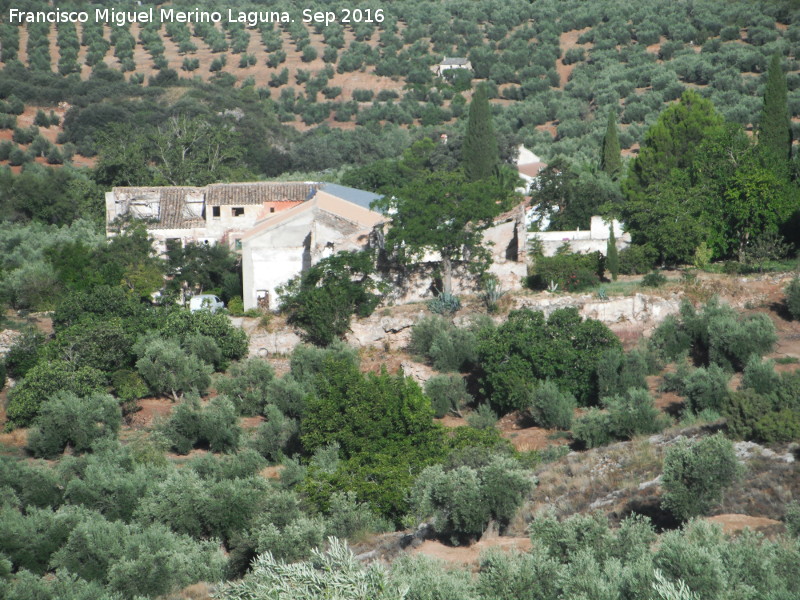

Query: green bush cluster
left=786, top=277, right=800, bottom=320
left=726, top=365, right=800, bottom=443
left=573, top=389, right=666, bottom=449
left=596, top=348, right=649, bottom=399
left=409, top=315, right=485, bottom=372
left=424, top=374, right=472, bottom=418
left=649, top=298, right=777, bottom=370
left=408, top=454, right=533, bottom=543
left=510, top=379, right=576, bottom=430
left=618, top=244, right=658, bottom=275
left=222, top=511, right=800, bottom=600
left=528, top=250, right=604, bottom=292
left=26, top=392, right=121, bottom=459
left=214, top=358, right=275, bottom=416
left=661, top=433, right=740, bottom=520
left=478, top=308, right=620, bottom=411
left=162, top=396, right=242, bottom=454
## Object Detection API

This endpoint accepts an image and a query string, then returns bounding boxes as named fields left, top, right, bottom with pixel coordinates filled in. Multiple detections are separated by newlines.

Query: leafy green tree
left=758, top=54, right=791, bottom=172
left=477, top=308, right=620, bottom=410
left=6, top=360, right=106, bottom=427
left=26, top=392, right=121, bottom=459
left=621, top=91, right=725, bottom=263
left=606, top=225, right=619, bottom=280
left=408, top=455, right=532, bottom=543
left=94, top=124, right=154, bottom=187
left=135, top=338, right=213, bottom=401
left=165, top=241, right=241, bottom=303
left=532, top=159, right=621, bottom=231
left=462, top=83, right=499, bottom=181
left=278, top=251, right=382, bottom=346
left=693, top=124, right=797, bottom=260
left=151, top=115, right=245, bottom=186
left=661, top=433, right=740, bottom=520
left=376, top=171, right=513, bottom=295
left=300, top=357, right=444, bottom=518
left=214, top=358, right=275, bottom=416
left=600, top=110, right=622, bottom=177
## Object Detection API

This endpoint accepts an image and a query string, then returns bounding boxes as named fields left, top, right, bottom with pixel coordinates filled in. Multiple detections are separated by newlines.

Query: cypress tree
left=759, top=54, right=791, bottom=169
left=600, top=110, right=622, bottom=178
left=462, top=83, right=499, bottom=181
left=606, top=225, right=619, bottom=281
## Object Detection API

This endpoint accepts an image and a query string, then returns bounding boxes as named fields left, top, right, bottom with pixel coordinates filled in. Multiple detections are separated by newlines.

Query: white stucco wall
left=528, top=217, right=630, bottom=257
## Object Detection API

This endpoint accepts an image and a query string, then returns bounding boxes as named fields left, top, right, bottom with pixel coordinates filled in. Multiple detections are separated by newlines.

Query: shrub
left=408, top=455, right=533, bottom=544
left=528, top=251, right=603, bottom=292
left=135, top=337, right=212, bottom=400
left=425, top=374, right=471, bottom=418
left=681, top=364, right=730, bottom=413
left=50, top=513, right=226, bottom=597
left=408, top=316, right=479, bottom=373
left=786, top=277, right=800, bottom=320
left=661, top=433, right=740, bottom=520
left=26, top=392, right=121, bottom=458
left=183, top=333, right=223, bottom=370
left=618, top=244, right=658, bottom=275
left=325, top=491, right=392, bottom=540
left=649, top=298, right=776, bottom=370
left=741, top=357, right=780, bottom=395
left=6, top=360, right=106, bottom=427
left=478, top=308, right=620, bottom=410
left=521, top=379, right=575, bottom=430
left=428, top=293, right=462, bottom=315
left=214, top=358, right=275, bottom=416
left=573, top=389, right=664, bottom=449
left=597, top=348, right=649, bottom=399
left=162, top=396, right=241, bottom=454
left=110, top=369, right=149, bottom=403
left=267, top=375, right=309, bottom=419
left=251, top=405, right=298, bottom=461
left=159, top=310, right=248, bottom=364
left=466, top=403, right=498, bottom=430
left=642, top=271, right=667, bottom=287
left=707, top=312, right=777, bottom=371
left=571, top=408, right=612, bottom=449
left=725, top=387, right=800, bottom=443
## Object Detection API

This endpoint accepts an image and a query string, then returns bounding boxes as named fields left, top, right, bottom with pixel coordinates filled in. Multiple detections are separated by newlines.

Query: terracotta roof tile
left=205, top=182, right=320, bottom=206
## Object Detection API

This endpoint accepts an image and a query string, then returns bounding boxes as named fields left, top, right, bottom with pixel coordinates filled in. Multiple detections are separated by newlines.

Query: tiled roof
left=112, top=182, right=322, bottom=230
left=205, top=182, right=320, bottom=206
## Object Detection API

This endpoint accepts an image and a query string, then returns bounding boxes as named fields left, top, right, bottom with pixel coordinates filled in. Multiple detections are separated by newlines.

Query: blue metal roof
left=319, top=183, right=385, bottom=213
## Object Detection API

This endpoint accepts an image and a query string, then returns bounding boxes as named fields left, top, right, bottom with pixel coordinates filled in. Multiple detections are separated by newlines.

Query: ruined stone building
left=105, top=181, right=386, bottom=309
left=105, top=182, right=320, bottom=253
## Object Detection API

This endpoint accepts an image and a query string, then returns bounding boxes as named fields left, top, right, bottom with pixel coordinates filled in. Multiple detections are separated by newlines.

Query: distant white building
left=528, top=216, right=631, bottom=257
left=241, top=186, right=386, bottom=311
left=515, top=144, right=548, bottom=194
left=435, top=57, right=472, bottom=77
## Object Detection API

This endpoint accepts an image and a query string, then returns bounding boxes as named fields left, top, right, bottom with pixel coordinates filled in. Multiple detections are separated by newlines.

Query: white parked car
left=189, top=294, right=225, bottom=313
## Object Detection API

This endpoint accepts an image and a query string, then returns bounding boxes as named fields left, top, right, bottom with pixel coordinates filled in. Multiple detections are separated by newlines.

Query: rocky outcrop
left=248, top=330, right=303, bottom=357
left=244, top=292, right=684, bottom=357
left=346, top=314, right=421, bottom=350
left=0, top=329, right=22, bottom=358
left=513, top=292, right=683, bottom=331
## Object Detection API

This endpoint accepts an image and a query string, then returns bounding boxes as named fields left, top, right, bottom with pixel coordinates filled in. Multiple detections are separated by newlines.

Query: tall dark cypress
left=600, top=110, right=622, bottom=178
left=606, top=225, right=619, bottom=281
left=759, top=54, right=791, bottom=168
left=462, top=83, right=499, bottom=181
